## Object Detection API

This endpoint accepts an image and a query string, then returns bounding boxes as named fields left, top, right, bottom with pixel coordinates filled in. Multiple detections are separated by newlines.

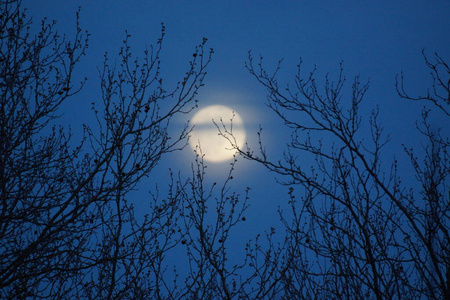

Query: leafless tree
left=3, top=1, right=449, bottom=299
left=0, top=1, right=212, bottom=298
left=175, top=148, right=294, bottom=300
left=222, top=51, right=450, bottom=299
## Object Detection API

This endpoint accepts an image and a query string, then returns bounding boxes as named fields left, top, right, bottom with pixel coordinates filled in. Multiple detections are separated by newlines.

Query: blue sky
left=24, top=0, right=450, bottom=278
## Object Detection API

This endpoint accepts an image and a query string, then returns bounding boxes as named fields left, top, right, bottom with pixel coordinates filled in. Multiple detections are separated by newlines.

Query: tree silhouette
left=1, top=1, right=449, bottom=299
left=0, top=1, right=212, bottom=298
left=221, top=51, right=449, bottom=299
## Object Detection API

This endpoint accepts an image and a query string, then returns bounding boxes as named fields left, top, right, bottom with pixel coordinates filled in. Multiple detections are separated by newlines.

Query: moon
left=189, top=105, right=246, bottom=163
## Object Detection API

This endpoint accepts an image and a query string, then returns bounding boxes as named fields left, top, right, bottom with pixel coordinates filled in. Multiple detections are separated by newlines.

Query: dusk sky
left=23, top=0, right=450, bottom=280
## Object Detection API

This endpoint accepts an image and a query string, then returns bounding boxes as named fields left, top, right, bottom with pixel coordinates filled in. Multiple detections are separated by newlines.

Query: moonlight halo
left=189, top=105, right=246, bottom=163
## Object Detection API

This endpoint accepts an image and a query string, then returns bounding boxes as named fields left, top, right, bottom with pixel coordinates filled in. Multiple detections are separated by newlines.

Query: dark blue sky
left=24, top=0, right=450, bottom=269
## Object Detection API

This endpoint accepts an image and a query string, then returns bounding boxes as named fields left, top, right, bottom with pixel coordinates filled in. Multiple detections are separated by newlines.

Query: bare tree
left=3, top=1, right=449, bottom=299
left=0, top=1, right=212, bottom=298
left=222, top=51, right=450, bottom=299
left=176, top=148, right=292, bottom=300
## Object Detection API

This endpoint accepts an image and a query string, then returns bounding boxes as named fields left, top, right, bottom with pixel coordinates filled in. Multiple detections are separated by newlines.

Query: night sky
left=23, top=0, right=450, bottom=284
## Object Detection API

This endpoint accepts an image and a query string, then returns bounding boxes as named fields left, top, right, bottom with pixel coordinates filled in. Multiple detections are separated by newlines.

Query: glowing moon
left=189, top=105, right=246, bottom=163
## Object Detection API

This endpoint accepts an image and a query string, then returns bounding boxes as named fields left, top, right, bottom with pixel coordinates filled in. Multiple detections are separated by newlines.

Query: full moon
left=189, top=105, right=246, bottom=163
